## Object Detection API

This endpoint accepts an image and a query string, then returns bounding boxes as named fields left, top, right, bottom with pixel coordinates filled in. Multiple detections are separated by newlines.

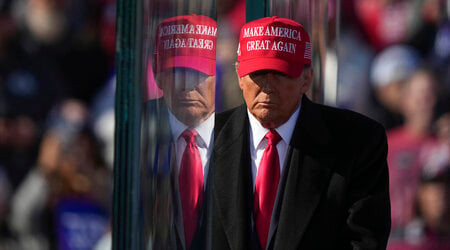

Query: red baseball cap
left=154, top=15, right=217, bottom=76
left=237, top=16, right=311, bottom=78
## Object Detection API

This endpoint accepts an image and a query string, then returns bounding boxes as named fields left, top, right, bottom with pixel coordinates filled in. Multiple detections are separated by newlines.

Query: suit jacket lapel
left=213, top=105, right=254, bottom=249
left=170, top=144, right=187, bottom=249
left=271, top=96, right=336, bottom=249
left=143, top=99, right=185, bottom=249
left=267, top=144, right=292, bottom=249
left=158, top=103, right=187, bottom=249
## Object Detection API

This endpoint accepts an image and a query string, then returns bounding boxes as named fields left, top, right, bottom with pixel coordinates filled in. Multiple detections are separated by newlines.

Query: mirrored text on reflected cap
left=154, top=15, right=217, bottom=76
left=237, top=16, right=312, bottom=78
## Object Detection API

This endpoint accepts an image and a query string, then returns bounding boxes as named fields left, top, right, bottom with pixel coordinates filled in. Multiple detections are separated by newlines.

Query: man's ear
left=300, top=67, right=313, bottom=92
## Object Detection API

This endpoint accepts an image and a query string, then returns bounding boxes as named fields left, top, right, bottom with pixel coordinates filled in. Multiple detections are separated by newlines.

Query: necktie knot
left=265, top=129, right=281, bottom=146
left=182, top=129, right=198, bottom=144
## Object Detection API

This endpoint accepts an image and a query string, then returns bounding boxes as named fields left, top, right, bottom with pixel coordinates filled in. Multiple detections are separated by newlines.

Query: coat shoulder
left=215, top=105, right=246, bottom=133
left=313, top=102, right=386, bottom=138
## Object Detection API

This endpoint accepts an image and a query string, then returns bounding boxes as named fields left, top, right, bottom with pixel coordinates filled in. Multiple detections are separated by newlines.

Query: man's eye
left=249, top=70, right=290, bottom=79
left=249, top=70, right=269, bottom=78
left=274, top=72, right=288, bottom=77
left=249, top=72, right=262, bottom=78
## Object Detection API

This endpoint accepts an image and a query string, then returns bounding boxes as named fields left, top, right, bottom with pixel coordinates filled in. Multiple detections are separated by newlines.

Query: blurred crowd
left=336, top=0, right=450, bottom=249
left=215, top=1, right=450, bottom=249
left=0, top=0, right=450, bottom=249
left=0, top=0, right=116, bottom=249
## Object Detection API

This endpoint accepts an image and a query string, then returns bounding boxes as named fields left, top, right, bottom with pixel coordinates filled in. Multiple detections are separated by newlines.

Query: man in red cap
left=142, top=14, right=216, bottom=250
left=210, top=16, right=391, bottom=249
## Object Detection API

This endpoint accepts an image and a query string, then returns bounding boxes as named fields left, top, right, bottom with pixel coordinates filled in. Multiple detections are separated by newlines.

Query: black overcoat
left=208, top=96, right=391, bottom=250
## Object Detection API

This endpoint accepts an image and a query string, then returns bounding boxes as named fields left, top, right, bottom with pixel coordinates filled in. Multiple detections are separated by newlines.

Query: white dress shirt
left=168, top=111, right=214, bottom=186
left=247, top=107, right=300, bottom=189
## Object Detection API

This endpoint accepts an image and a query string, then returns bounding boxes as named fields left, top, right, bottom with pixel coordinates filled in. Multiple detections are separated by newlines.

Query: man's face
left=401, top=70, right=436, bottom=119
left=157, top=68, right=215, bottom=126
left=237, top=66, right=313, bottom=128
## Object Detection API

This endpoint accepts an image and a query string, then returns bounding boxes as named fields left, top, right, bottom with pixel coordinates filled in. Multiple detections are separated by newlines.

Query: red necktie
left=179, top=129, right=204, bottom=248
left=254, top=129, right=282, bottom=249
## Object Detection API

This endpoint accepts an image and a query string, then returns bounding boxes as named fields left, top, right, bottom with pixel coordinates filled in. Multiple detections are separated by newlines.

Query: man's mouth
left=256, top=102, right=277, bottom=109
left=177, top=99, right=201, bottom=105
left=257, top=100, right=276, bottom=105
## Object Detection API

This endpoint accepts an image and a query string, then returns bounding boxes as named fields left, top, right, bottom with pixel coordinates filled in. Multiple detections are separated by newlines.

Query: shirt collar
left=276, top=107, right=300, bottom=146
left=168, top=110, right=215, bottom=148
left=195, top=112, right=214, bottom=148
left=247, top=105, right=301, bottom=148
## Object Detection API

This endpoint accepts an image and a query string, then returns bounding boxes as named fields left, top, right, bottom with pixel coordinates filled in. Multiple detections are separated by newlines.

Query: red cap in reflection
left=154, top=15, right=217, bottom=76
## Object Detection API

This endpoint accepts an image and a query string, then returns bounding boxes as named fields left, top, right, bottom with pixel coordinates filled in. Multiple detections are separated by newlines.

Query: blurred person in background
left=415, top=110, right=450, bottom=249
left=0, top=0, right=67, bottom=191
left=0, top=1, right=116, bottom=249
left=412, top=168, right=450, bottom=250
left=9, top=0, right=112, bottom=104
left=369, top=45, right=421, bottom=129
left=9, top=99, right=111, bottom=250
left=408, top=0, right=448, bottom=56
left=387, top=67, right=439, bottom=245
left=0, top=0, right=114, bottom=193
left=400, top=103, right=450, bottom=249
left=389, top=111, right=450, bottom=249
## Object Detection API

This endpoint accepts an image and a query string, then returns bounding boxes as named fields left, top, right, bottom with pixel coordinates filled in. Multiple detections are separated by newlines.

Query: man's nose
left=174, top=75, right=187, bottom=91
left=175, top=75, right=199, bottom=91
left=261, top=73, right=277, bottom=93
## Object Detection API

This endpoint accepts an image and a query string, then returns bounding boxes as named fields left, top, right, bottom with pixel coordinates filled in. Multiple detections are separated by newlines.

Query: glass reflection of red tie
left=179, top=129, right=203, bottom=249
left=254, top=129, right=281, bottom=249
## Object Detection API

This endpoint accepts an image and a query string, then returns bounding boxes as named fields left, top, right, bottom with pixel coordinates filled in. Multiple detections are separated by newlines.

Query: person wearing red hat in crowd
left=209, top=16, right=391, bottom=249
left=141, top=15, right=216, bottom=250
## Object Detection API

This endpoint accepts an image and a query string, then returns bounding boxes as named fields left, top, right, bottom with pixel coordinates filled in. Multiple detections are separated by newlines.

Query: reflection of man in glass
left=151, top=14, right=216, bottom=250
